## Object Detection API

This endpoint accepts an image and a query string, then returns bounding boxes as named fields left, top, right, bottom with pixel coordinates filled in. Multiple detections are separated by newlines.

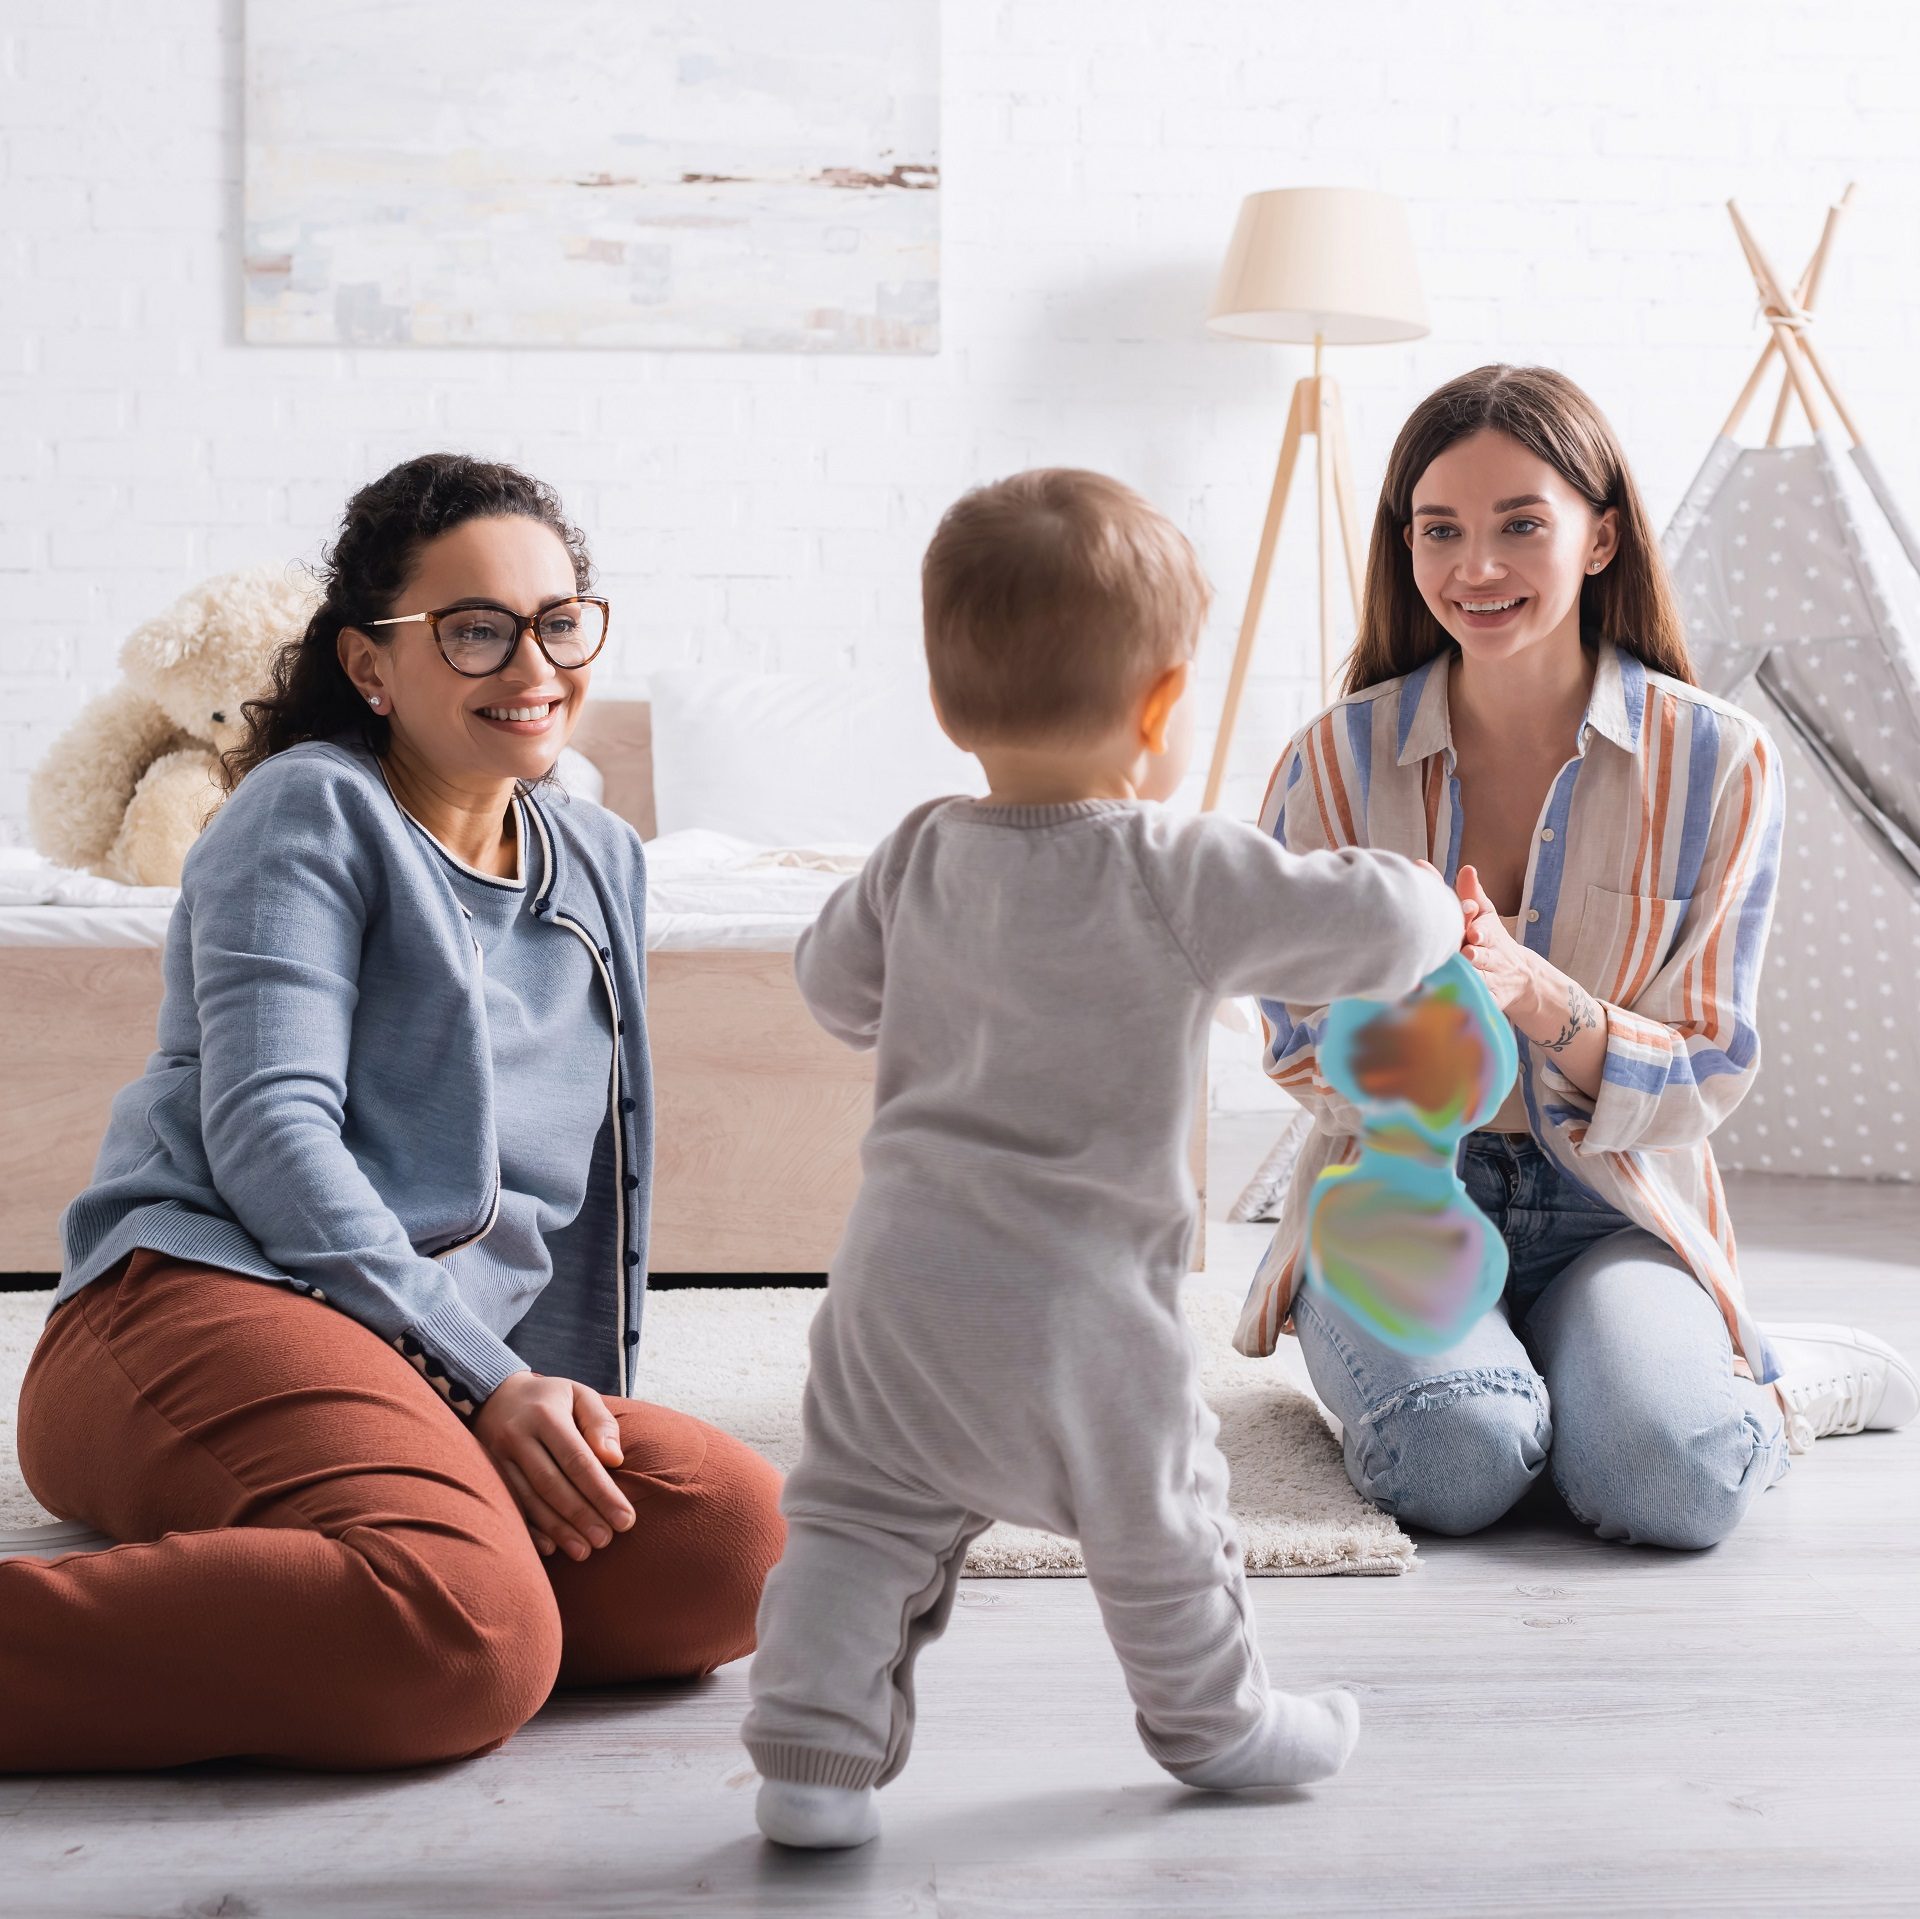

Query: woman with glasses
left=2, top=454, right=786, bottom=1774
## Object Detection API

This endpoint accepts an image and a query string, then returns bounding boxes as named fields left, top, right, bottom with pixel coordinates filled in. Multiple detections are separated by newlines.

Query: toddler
left=741, top=469, right=1464, bottom=1848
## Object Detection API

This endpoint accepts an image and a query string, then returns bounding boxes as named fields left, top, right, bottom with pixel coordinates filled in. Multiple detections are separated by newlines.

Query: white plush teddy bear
left=28, top=563, right=320, bottom=888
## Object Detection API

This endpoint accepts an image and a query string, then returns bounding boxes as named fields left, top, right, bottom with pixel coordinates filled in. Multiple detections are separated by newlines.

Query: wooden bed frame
left=0, top=700, right=1204, bottom=1274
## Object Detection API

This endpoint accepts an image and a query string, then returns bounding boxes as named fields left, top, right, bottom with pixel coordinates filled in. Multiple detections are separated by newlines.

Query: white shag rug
left=0, top=1286, right=1412, bottom=1576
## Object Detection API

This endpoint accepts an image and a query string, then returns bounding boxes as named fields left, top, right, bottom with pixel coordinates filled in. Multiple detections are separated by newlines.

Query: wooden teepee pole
left=1727, top=199, right=1825, bottom=433
left=1719, top=185, right=1855, bottom=442
left=1732, top=196, right=1869, bottom=448
left=1721, top=336, right=1781, bottom=440
left=1723, top=189, right=1874, bottom=450
left=1764, top=184, right=1855, bottom=444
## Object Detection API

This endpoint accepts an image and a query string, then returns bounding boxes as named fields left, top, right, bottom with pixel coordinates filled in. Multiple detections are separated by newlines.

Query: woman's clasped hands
left=472, top=1371, right=637, bottom=1561
left=1416, top=858, right=1536, bottom=1015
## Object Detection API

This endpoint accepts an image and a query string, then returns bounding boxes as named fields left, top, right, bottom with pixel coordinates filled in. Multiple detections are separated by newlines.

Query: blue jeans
left=1293, top=1132, right=1789, bottom=1550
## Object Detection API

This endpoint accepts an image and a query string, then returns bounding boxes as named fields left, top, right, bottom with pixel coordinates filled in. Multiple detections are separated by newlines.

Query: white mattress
left=0, top=831, right=863, bottom=955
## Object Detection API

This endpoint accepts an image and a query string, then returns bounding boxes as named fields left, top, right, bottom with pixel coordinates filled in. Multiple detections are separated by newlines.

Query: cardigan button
left=599, top=945, right=611, bottom=960
left=617, top=1020, right=626, bottom=1036
left=625, top=1329, right=640, bottom=1347
left=625, top=1250, right=640, bottom=1267
left=621, top=1096, right=636, bottom=1114
left=624, top=1173, right=639, bottom=1191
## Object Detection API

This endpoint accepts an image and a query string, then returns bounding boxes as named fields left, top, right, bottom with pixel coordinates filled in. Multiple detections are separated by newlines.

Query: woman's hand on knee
left=472, top=1373, right=637, bottom=1562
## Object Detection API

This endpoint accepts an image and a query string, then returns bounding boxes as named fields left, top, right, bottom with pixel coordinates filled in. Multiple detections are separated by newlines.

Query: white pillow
left=647, top=670, right=985, bottom=846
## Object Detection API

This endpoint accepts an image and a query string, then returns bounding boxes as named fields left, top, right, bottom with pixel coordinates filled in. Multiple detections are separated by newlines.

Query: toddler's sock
left=755, top=1779, right=881, bottom=1849
left=1169, top=1687, right=1360, bottom=1791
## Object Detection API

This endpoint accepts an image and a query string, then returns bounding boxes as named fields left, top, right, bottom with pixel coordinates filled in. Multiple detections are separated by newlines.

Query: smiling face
left=337, top=514, right=591, bottom=790
left=1404, top=429, right=1619, bottom=664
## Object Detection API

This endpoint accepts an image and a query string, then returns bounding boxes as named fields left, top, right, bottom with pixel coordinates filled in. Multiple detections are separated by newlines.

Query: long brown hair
left=1343, top=364, right=1693, bottom=696
left=220, top=453, right=592, bottom=791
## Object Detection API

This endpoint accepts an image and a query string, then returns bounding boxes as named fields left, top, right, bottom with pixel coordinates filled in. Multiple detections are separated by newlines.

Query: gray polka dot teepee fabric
left=1665, top=434, right=1920, bottom=1183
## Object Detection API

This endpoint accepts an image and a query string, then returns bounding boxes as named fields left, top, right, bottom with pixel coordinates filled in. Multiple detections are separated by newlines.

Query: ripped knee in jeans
left=1347, top=1366, right=1551, bottom=1537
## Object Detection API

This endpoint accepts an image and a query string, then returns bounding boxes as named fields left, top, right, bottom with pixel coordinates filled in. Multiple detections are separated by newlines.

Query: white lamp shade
left=1207, top=187, right=1429, bottom=346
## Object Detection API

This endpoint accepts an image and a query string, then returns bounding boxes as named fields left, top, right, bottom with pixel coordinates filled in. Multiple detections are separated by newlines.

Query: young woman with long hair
left=1235, top=365, right=1915, bottom=1548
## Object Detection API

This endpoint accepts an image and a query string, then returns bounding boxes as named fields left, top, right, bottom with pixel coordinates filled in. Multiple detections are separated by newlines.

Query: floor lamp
left=1201, top=188, right=1429, bottom=811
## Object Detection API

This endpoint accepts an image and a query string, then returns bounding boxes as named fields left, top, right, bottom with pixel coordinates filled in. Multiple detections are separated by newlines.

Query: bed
left=0, top=699, right=1206, bottom=1275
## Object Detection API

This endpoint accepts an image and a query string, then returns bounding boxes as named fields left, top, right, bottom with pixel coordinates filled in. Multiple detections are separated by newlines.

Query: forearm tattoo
left=1542, top=980, right=1601, bottom=1053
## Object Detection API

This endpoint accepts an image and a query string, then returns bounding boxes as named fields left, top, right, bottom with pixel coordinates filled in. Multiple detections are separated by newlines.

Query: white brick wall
left=5, top=0, right=1919, bottom=898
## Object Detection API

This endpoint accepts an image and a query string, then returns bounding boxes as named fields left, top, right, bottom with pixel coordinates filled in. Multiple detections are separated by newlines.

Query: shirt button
left=1540, top=827, right=1555, bottom=842
left=1526, top=908, right=1541, bottom=924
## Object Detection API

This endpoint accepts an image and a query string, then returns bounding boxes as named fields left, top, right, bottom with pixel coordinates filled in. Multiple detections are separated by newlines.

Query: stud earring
left=368, top=695, right=382, bottom=710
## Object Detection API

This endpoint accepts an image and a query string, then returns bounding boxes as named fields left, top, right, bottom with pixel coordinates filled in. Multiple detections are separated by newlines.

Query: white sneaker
left=1768, top=1322, right=1919, bottom=1446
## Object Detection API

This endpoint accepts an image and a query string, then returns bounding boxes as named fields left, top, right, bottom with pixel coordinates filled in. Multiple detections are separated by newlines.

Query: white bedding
left=0, top=832, right=864, bottom=955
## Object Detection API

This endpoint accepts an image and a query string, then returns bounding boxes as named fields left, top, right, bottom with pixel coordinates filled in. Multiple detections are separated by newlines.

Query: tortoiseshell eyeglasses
left=366, top=596, right=611, bottom=678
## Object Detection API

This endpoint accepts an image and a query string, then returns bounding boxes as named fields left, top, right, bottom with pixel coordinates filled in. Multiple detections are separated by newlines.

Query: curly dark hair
left=221, top=454, right=593, bottom=791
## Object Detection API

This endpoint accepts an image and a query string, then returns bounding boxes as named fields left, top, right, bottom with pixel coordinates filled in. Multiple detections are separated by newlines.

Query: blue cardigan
left=55, top=738, right=654, bottom=1411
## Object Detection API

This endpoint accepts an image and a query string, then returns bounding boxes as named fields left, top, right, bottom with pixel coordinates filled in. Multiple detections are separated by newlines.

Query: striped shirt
left=1232, top=638, right=1787, bottom=1383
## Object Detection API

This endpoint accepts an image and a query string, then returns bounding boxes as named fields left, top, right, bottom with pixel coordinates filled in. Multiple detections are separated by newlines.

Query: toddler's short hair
left=922, top=468, right=1212, bottom=743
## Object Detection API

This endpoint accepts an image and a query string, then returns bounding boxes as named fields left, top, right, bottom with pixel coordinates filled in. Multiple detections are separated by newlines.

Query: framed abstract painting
left=242, top=0, right=940, bottom=352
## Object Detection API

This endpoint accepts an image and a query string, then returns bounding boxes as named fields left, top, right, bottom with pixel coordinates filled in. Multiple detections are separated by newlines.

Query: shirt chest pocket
left=1564, top=885, right=1693, bottom=1002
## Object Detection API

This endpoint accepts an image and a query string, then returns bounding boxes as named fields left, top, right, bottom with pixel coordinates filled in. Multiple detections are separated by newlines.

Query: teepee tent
left=1663, top=188, right=1920, bottom=1183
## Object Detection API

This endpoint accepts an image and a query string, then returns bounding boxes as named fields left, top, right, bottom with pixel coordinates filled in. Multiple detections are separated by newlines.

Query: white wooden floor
left=6, top=1119, right=1917, bottom=1917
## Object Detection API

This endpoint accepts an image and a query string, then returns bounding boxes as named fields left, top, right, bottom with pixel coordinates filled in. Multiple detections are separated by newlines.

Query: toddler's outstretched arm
left=1134, top=810, right=1464, bottom=1010
left=1238, top=728, right=1459, bottom=1130
left=793, top=841, right=890, bottom=1050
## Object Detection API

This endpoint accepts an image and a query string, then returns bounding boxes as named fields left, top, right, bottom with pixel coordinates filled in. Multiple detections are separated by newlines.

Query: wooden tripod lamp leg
left=1324, top=378, right=1368, bottom=632
left=1201, top=382, right=1308, bottom=814
left=1315, top=378, right=1335, bottom=696
left=1310, top=335, right=1331, bottom=699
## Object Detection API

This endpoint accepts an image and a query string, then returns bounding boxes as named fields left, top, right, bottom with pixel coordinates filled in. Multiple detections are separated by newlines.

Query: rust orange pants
left=1, top=1250, right=786, bottom=1773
